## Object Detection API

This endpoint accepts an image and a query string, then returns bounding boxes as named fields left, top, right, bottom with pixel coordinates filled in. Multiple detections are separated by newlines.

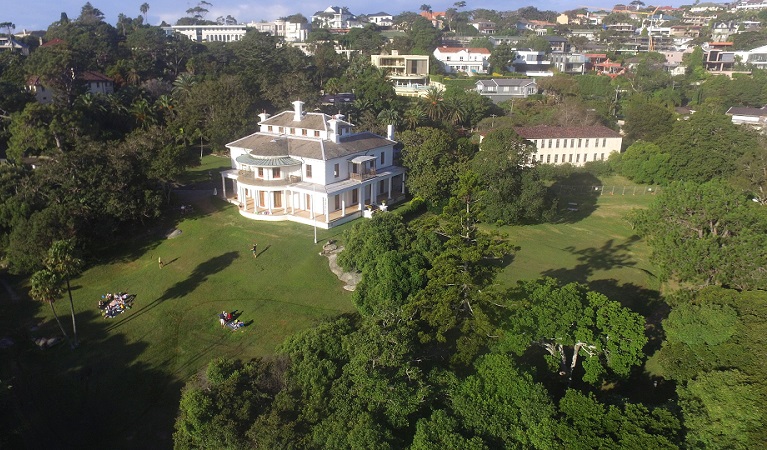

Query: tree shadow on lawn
left=549, top=172, right=602, bottom=224
left=539, top=236, right=668, bottom=349
left=93, top=193, right=234, bottom=266
left=540, top=236, right=643, bottom=285
left=9, top=307, right=182, bottom=450
left=104, top=252, right=239, bottom=333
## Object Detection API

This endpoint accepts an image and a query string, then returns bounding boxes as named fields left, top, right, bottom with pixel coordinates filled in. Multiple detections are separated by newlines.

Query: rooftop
left=514, top=125, right=621, bottom=139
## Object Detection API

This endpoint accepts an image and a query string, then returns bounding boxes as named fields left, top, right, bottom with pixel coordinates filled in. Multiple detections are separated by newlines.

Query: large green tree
left=472, top=127, right=554, bottom=225
left=500, top=278, right=647, bottom=384
left=399, top=127, right=468, bottom=205
left=629, top=180, right=767, bottom=290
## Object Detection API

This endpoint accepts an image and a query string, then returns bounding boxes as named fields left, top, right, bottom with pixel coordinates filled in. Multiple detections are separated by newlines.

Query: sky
left=6, top=0, right=689, bottom=33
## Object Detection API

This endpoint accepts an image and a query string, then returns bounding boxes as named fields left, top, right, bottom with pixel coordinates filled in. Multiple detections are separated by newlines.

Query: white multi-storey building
left=222, top=101, right=406, bottom=229
left=514, top=126, right=622, bottom=166
left=432, top=46, right=490, bottom=75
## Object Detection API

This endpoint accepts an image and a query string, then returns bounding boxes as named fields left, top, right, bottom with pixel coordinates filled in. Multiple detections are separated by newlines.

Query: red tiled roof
left=435, top=46, right=491, bottom=54
left=40, top=38, right=65, bottom=47
left=514, top=125, right=621, bottom=139
left=80, top=71, right=112, bottom=82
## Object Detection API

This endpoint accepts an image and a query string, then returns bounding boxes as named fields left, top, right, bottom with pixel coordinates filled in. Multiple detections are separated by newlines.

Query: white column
left=358, top=187, right=363, bottom=211
left=341, top=199, right=346, bottom=217
left=268, top=191, right=272, bottom=214
left=388, top=177, right=392, bottom=200
left=221, top=174, right=227, bottom=198
left=253, top=189, right=258, bottom=213
left=401, top=174, right=406, bottom=194
left=311, top=193, right=315, bottom=219
left=324, top=197, right=329, bottom=224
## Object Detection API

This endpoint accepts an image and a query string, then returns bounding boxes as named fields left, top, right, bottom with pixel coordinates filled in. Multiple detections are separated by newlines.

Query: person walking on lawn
left=158, top=257, right=164, bottom=269
left=251, top=243, right=258, bottom=258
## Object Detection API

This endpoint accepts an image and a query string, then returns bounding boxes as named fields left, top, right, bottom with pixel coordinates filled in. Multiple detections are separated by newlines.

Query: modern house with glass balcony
left=221, top=101, right=406, bottom=228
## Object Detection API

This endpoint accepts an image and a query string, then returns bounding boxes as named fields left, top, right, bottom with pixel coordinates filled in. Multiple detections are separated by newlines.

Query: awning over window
left=350, top=155, right=377, bottom=164
left=236, top=154, right=301, bottom=167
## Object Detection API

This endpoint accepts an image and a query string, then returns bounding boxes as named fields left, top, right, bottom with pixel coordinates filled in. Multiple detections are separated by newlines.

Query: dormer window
left=314, top=130, right=320, bottom=137
left=290, top=128, right=295, bottom=135
left=268, top=126, right=273, bottom=132
left=302, top=129, right=307, bottom=136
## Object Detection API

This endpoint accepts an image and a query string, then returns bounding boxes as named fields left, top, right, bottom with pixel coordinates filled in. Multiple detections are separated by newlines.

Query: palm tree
left=422, top=87, right=445, bottom=122
left=30, top=270, right=72, bottom=349
left=140, top=3, right=150, bottom=24
left=131, top=98, right=156, bottom=128
left=443, top=96, right=467, bottom=126
left=377, top=108, right=401, bottom=127
left=172, top=73, right=197, bottom=99
left=404, top=104, right=427, bottom=130
left=45, top=240, right=84, bottom=347
left=323, top=77, right=342, bottom=95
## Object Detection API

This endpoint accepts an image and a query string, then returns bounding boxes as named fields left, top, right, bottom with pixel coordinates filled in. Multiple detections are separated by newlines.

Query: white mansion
left=222, top=101, right=406, bottom=228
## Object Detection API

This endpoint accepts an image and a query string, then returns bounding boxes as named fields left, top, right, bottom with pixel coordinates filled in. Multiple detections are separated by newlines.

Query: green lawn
left=496, top=189, right=662, bottom=315
left=1, top=163, right=664, bottom=449
left=3, top=180, right=356, bottom=449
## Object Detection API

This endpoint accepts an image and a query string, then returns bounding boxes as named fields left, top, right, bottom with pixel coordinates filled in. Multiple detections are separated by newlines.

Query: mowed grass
left=5, top=182, right=356, bottom=448
left=2, top=162, right=663, bottom=449
left=495, top=190, right=662, bottom=314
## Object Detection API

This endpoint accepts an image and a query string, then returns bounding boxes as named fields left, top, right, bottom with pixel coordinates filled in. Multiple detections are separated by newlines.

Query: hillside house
left=222, top=101, right=406, bottom=229
left=475, top=78, right=538, bottom=103
left=371, top=52, right=430, bottom=96
left=432, top=46, right=490, bottom=75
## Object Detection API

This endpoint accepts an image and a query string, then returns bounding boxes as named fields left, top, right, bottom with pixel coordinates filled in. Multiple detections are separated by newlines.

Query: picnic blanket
left=226, top=321, right=244, bottom=331
left=101, top=294, right=135, bottom=318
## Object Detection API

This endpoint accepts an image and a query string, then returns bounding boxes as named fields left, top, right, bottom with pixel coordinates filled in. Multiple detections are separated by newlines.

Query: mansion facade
left=222, top=101, right=406, bottom=229
left=514, top=126, right=623, bottom=166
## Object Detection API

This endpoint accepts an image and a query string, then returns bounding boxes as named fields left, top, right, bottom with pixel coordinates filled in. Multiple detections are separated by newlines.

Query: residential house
left=736, top=44, right=767, bottom=68
left=312, top=6, right=359, bottom=30
left=370, top=51, right=430, bottom=96
left=471, top=20, right=496, bottom=34
left=711, top=21, right=738, bottom=42
left=420, top=11, right=446, bottom=29
left=26, top=71, right=114, bottom=104
left=543, top=35, right=570, bottom=53
left=475, top=78, right=538, bottom=103
left=432, top=46, right=490, bottom=75
left=516, top=19, right=555, bottom=35
left=550, top=52, right=588, bottom=74
left=0, top=36, right=29, bottom=55
left=726, top=106, right=767, bottom=128
left=735, top=0, right=767, bottom=10
left=511, top=50, right=552, bottom=75
left=248, top=20, right=310, bottom=42
left=165, top=24, right=249, bottom=42
left=222, top=101, right=406, bottom=229
left=704, top=43, right=736, bottom=71
left=670, top=25, right=702, bottom=38
left=367, top=12, right=393, bottom=27
left=514, top=125, right=623, bottom=166
left=81, top=71, right=114, bottom=95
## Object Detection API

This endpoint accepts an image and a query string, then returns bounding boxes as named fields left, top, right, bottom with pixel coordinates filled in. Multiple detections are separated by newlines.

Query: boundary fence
left=553, top=185, right=663, bottom=196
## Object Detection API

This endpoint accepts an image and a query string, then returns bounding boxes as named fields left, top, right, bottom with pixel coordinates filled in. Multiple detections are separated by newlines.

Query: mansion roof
left=227, top=132, right=393, bottom=161
left=726, top=106, right=767, bottom=116
left=259, top=111, right=350, bottom=130
left=514, top=125, right=621, bottom=139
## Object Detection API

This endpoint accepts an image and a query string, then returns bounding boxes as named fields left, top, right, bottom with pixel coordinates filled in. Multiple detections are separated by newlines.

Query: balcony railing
left=350, top=168, right=377, bottom=181
left=237, top=170, right=302, bottom=186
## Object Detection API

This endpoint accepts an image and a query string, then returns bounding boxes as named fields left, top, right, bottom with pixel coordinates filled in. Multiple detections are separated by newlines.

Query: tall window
left=540, top=140, right=546, bottom=149
left=585, top=139, right=589, bottom=147
left=578, top=139, right=582, bottom=148
left=258, top=167, right=264, bottom=177
left=595, top=139, right=600, bottom=148
left=555, top=139, right=560, bottom=148
left=273, top=168, right=281, bottom=178
left=306, top=165, right=312, bottom=178
left=554, top=155, right=558, bottom=163
left=302, top=129, right=307, bottom=136
left=602, top=138, right=607, bottom=146
left=380, top=152, right=385, bottom=165
left=314, top=130, right=320, bottom=137
left=546, top=154, right=550, bottom=163
left=334, top=163, right=339, bottom=177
